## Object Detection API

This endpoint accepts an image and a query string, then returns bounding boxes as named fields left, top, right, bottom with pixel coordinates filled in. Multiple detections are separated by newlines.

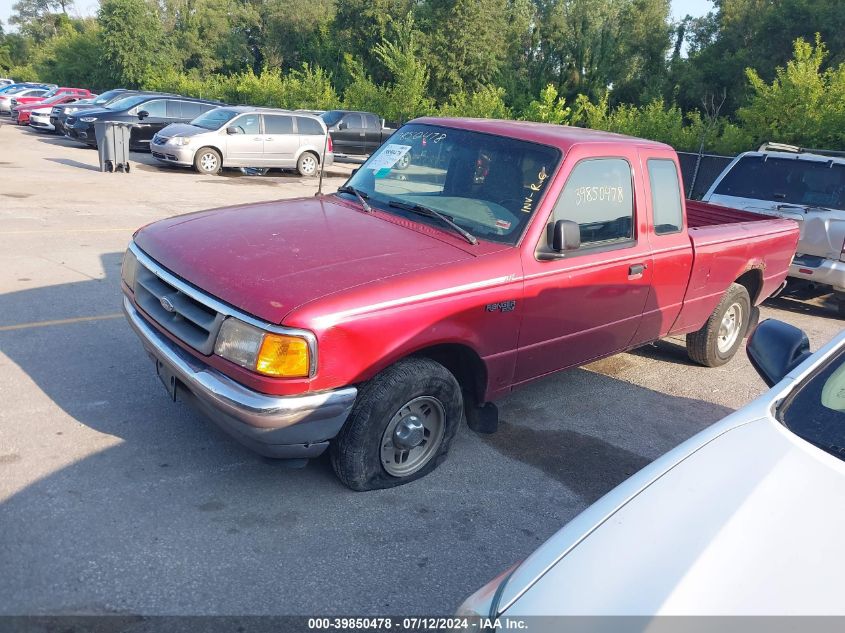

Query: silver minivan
left=151, top=106, right=334, bottom=176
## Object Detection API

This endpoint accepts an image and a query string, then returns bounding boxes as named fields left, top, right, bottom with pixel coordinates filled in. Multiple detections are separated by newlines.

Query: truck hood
left=133, top=196, right=473, bottom=324
left=499, top=417, right=845, bottom=615
left=707, top=194, right=845, bottom=259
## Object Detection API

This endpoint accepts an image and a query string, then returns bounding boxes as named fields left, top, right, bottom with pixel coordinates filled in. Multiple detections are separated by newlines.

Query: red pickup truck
left=121, top=118, right=799, bottom=490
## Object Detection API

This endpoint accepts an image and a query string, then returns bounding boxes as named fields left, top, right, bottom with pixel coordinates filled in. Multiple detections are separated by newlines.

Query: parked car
left=0, top=82, right=53, bottom=95
left=50, top=88, right=135, bottom=135
left=120, top=119, right=799, bottom=490
left=12, top=93, right=85, bottom=125
left=0, top=78, right=14, bottom=87
left=11, top=86, right=91, bottom=111
left=0, top=86, right=51, bottom=114
left=65, top=93, right=221, bottom=150
left=28, top=105, right=56, bottom=132
left=703, top=143, right=845, bottom=312
left=459, top=319, right=845, bottom=617
left=151, top=106, right=334, bottom=176
left=319, top=109, right=393, bottom=157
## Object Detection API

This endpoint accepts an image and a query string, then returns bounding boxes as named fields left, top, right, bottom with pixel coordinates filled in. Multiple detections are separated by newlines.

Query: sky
left=1, top=0, right=715, bottom=32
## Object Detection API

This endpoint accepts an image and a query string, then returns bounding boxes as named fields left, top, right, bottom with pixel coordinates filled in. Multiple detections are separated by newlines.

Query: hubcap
left=380, top=396, right=446, bottom=477
left=200, top=153, right=218, bottom=172
left=717, top=302, right=743, bottom=354
left=301, top=156, right=316, bottom=174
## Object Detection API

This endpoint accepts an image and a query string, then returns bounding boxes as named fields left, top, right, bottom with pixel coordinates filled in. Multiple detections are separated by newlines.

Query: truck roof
left=412, top=117, right=673, bottom=153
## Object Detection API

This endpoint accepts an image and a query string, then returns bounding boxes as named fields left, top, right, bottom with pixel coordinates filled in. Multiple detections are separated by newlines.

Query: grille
left=152, top=133, right=168, bottom=145
left=66, top=115, right=76, bottom=125
left=134, top=263, right=226, bottom=355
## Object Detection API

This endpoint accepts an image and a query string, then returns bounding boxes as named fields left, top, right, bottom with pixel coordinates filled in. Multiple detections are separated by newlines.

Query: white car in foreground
left=459, top=319, right=845, bottom=618
left=28, top=105, right=55, bottom=132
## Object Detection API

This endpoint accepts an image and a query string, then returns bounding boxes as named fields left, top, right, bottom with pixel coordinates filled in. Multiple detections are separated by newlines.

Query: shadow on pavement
left=0, top=254, right=734, bottom=615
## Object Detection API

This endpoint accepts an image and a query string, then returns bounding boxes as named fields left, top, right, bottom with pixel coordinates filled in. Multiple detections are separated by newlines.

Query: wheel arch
left=735, top=267, right=764, bottom=304
left=409, top=343, right=489, bottom=409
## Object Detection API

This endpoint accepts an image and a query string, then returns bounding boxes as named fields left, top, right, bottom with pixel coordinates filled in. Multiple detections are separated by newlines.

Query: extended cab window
left=648, top=159, right=683, bottom=234
left=780, top=349, right=845, bottom=463
left=548, top=158, right=634, bottom=248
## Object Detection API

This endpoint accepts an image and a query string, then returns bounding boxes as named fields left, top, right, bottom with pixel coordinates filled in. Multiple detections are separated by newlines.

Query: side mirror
left=337, top=121, right=347, bottom=130
left=547, top=219, right=581, bottom=253
left=137, top=110, right=149, bottom=120
left=747, top=319, right=812, bottom=387
left=226, top=126, right=241, bottom=135
left=351, top=168, right=359, bottom=177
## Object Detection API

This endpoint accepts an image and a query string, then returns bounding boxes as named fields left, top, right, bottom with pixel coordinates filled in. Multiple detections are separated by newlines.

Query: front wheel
left=330, top=357, right=462, bottom=491
left=194, top=147, right=222, bottom=175
left=296, top=152, right=319, bottom=177
left=686, top=283, right=751, bottom=367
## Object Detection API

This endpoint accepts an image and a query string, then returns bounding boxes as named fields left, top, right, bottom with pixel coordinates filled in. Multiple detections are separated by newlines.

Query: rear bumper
left=123, top=296, right=357, bottom=458
left=790, top=255, right=845, bottom=292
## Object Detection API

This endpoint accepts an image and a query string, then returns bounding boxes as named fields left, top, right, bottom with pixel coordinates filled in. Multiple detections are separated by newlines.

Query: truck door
left=516, top=153, right=654, bottom=382
left=629, top=149, right=694, bottom=345
left=336, top=112, right=365, bottom=155
left=363, top=113, right=382, bottom=154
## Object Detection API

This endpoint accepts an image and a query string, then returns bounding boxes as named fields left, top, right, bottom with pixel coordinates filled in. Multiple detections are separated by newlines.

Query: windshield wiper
left=388, top=200, right=478, bottom=245
left=337, top=185, right=372, bottom=213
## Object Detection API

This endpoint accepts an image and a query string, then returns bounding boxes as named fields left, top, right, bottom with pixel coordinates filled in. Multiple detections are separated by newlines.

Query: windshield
left=321, top=110, right=344, bottom=126
left=341, top=124, right=560, bottom=245
left=106, top=94, right=150, bottom=111
left=93, top=90, right=125, bottom=105
left=190, top=108, right=237, bottom=130
left=40, top=88, right=59, bottom=98
left=714, top=155, right=845, bottom=210
left=781, top=347, right=845, bottom=462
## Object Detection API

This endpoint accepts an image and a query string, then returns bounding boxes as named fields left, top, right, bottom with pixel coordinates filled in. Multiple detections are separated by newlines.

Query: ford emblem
left=160, top=296, right=176, bottom=313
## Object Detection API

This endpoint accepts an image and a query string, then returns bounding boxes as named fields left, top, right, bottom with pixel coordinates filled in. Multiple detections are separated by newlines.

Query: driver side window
left=549, top=158, right=634, bottom=249
left=230, top=114, right=260, bottom=135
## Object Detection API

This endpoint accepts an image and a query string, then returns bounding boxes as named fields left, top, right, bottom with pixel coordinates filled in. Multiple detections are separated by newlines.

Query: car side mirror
left=547, top=219, right=581, bottom=253
left=747, top=319, right=812, bottom=387
left=226, top=126, right=241, bottom=135
left=337, top=121, right=347, bottom=130
left=351, top=168, right=359, bottom=177
left=137, top=110, right=149, bottom=120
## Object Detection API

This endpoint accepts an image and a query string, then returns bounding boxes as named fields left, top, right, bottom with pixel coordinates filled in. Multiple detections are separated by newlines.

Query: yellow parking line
left=0, top=313, right=124, bottom=332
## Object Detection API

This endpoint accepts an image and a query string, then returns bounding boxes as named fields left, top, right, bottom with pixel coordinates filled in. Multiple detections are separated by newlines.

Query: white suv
left=703, top=143, right=845, bottom=312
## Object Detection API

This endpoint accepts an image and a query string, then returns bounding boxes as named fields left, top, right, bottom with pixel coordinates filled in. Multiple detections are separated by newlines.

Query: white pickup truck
left=703, top=143, right=845, bottom=313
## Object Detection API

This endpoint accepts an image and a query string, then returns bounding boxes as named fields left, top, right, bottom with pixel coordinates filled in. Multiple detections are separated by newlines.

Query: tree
left=98, top=0, right=170, bottom=87
left=9, top=0, right=74, bottom=41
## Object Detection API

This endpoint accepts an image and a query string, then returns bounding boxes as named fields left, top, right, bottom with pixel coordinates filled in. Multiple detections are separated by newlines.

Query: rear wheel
left=194, top=147, right=222, bottom=175
left=686, top=283, right=751, bottom=367
left=330, top=357, right=462, bottom=491
left=297, top=152, right=319, bottom=177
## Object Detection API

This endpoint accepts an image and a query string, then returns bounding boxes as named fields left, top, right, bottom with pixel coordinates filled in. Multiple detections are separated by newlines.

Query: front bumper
left=790, top=255, right=845, bottom=293
left=30, top=115, right=54, bottom=131
left=151, top=141, right=194, bottom=166
left=123, top=296, right=357, bottom=458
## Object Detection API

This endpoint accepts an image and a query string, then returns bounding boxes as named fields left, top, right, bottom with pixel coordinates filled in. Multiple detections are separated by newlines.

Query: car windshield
left=780, top=347, right=845, bottom=462
left=93, top=90, right=125, bottom=105
left=714, top=155, right=845, bottom=211
left=106, top=94, right=150, bottom=111
left=321, top=110, right=344, bottom=126
left=341, top=124, right=560, bottom=245
left=39, top=88, right=59, bottom=98
left=191, top=108, right=238, bottom=130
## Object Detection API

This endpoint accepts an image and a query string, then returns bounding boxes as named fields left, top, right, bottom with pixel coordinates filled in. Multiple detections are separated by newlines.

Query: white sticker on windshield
left=368, top=144, right=411, bottom=177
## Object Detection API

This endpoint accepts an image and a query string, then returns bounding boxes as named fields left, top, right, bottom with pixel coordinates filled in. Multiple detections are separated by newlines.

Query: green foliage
left=437, top=85, right=510, bottom=119
left=738, top=35, right=845, bottom=149
left=98, top=0, right=170, bottom=87
left=522, top=84, right=571, bottom=124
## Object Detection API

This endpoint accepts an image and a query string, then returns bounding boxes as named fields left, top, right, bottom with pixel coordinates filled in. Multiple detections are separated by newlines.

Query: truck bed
left=669, top=199, right=800, bottom=335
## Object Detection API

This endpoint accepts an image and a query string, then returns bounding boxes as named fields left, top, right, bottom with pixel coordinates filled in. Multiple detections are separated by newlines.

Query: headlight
left=80, top=116, right=96, bottom=122
left=167, top=136, right=191, bottom=146
left=214, top=318, right=311, bottom=378
left=121, top=247, right=139, bottom=290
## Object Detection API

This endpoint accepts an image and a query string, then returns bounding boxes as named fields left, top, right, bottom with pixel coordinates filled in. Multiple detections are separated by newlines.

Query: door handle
left=253, top=137, right=262, bottom=141
left=628, top=263, right=647, bottom=277
left=264, top=137, right=273, bottom=141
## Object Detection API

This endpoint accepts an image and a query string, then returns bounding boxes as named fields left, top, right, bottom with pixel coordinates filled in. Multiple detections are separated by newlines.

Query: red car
left=11, top=86, right=91, bottom=112
left=120, top=118, right=800, bottom=490
left=12, top=93, right=89, bottom=125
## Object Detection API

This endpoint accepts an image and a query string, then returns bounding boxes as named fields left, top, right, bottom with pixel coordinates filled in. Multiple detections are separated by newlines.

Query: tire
left=330, top=357, right=463, bottom=491
left=395, top=152, right=412, bottom=170
left=686, top=283, right=751, bottom=367
left=296, top=152, right=319, bottom=177
left=194, top=147, right=222, bottom=175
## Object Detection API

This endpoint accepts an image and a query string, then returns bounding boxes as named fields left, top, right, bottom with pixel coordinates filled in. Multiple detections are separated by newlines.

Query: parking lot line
left=0, top=313, right=124, bottom=332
